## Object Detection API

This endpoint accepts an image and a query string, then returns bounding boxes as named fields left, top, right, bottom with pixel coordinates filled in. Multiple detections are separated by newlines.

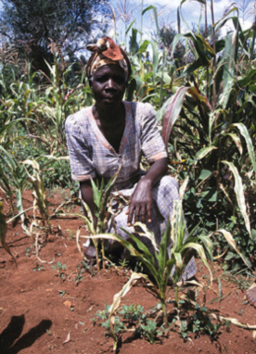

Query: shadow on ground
left=0, top=314, right=52, bottom=354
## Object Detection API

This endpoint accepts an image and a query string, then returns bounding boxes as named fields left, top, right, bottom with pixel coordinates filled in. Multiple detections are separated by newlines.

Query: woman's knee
left=157, top=175, right=179, bottom=196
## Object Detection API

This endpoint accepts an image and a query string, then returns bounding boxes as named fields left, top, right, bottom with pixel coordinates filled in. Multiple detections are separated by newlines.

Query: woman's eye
left=97, top=76, right=107, bottom=82
left=114, top=76, right=125, bottom=84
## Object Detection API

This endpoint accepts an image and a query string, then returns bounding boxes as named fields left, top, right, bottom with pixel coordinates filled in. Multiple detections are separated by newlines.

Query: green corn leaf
left=120, top=228, right=156, bottom=265
left=214, top=7, right=239, bottom=32
left=182, top=242, right=213, bottom=282
left=197, top=236, right=213, bottom=263
left=215, top=229, right=252, bottom=268
left=170, top=33, right=183, bottom=59
left=94, top=232, right=160, bottom=285
left=161, top=86, right=190, bottom=146
left=90, top=178, right=101, bottom=209
left=142, top=6, right=159, bottom=37
left=237, top=69, right=256, bottom=87
left=182, top=32, right=215, bottom=64
left=218, top=32, right=236, bottom=109
left=138, top=40, right=150, bottom=54
left=100, top=165, right=122, bottom=222
left=0, top=118, right=39, bottom=138
left=232, top=123, right=256, bottom=176
left=130, top=28, right=139, bottom=55
left=80, top=201, right=95, bottom=235
left=170, top=200, right=181, bottom=250
left=173, top=252, right=183, bottom=272
left=157, top=220, right=171, bottom=278
left=222, top=161, right=252, bottom=238
left=0, top=145, right=18, bottom=171
left=179, top=177, right=189, bottom=200
left=151, top=40, right=160, bottom=84
left=133, top=222, right=159, bottom=252
left=224, top=133, right=243, bottom=155
left=125, top=20, right=136, bottom=36
left=194, top=146, right=217, bottom=164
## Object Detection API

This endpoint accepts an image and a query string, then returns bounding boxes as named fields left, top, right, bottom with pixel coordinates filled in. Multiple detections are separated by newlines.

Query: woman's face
left=89, top=64, right=127, bottom=110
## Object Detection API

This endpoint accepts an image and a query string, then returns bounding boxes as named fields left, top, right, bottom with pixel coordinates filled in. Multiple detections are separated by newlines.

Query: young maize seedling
left=91, top=198, right=214, bottom=326
left=77, top=165, right=122, bottom=271
left=23, top=159, right=50, bottom=231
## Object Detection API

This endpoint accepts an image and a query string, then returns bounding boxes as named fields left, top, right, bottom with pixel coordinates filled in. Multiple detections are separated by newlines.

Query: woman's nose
left=106, top=78, right=116, bottom=90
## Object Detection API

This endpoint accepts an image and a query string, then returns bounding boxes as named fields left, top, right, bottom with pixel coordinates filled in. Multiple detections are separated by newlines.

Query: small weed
left=178, top=303, right=225, bottom=342
left=92, top=304, right=127, bottom=337
left=179, top=320, right=188, bottom=340
left=118, top=258, right=129, bottom=268
left=139, top=319, right=159, bottom=344
left=81, top=260, right=91, bottom=270
left=67, top=229, right=75, bottom=240
left=92, top=303, right=167, bottom=346
left=119, top=304, right=145, bottom=325
left=58, top=290, right=66, bottom=297
left=92, top=304, right=109, bottom=324
left=51, top=261, right=67, bottom=279
left=26, top=247, right=31, bottom=256
left=33, top=263, right=44, bottom=271
left=74, top=269, right=83, bottom=285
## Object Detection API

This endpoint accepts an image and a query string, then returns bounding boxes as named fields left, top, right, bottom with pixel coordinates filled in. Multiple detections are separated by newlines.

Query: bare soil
left=1, top=189, right=256, bottom=354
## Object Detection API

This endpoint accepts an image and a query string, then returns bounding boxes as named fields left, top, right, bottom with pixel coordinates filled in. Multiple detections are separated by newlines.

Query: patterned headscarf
left=85, top=37, right=131, bottom=80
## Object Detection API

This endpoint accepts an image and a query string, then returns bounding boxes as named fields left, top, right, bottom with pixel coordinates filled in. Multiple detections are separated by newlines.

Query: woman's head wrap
left=85, top=37, right=131, bottom=80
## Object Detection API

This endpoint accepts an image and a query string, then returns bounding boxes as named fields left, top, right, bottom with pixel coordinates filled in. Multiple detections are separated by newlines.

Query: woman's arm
left=80, top=180, right=97, bottom=226
left=126, top=157, right=168, bottom=226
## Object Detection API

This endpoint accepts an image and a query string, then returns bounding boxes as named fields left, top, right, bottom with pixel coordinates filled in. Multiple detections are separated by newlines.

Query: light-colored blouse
left=65, top=101, right=167, bottom=190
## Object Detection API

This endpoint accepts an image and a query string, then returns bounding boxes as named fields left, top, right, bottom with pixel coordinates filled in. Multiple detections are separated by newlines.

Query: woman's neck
left=93, top=102, right=125, bottom=127
left=92, top=102, right=126, bottom=153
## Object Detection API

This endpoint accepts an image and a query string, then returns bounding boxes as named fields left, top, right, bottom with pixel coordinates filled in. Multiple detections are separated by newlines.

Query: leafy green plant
left=93, top=300, right=164, bottom=347
left=184, top=302, right=223, bottom=341
left=159, top=25, right=256, bottom=267
left=118, top=304, right=145, bottom=326
left=92, top=304, right=127, bottom=339
left=139, top=318, right=165, bottom=344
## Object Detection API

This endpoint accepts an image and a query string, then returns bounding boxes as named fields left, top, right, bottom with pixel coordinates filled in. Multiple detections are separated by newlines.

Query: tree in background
left=0, top=0, right=110, bottom=73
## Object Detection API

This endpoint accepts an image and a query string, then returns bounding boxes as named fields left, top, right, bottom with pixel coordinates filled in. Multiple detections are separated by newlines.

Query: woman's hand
left=126, top=157, right=168, bottom=226
left=126, top=179, right=152, bottom=226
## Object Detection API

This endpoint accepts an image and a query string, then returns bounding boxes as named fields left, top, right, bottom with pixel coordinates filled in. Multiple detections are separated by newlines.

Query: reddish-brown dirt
left=1, top=189, right=256, bottom=354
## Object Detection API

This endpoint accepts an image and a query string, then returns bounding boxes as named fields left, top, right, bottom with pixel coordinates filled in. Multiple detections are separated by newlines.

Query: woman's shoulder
left=124, top=101, right=154, bottom=109
left=65, top=106, right=92, bottom=128
left=124, top=101, right=155, bottom=117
